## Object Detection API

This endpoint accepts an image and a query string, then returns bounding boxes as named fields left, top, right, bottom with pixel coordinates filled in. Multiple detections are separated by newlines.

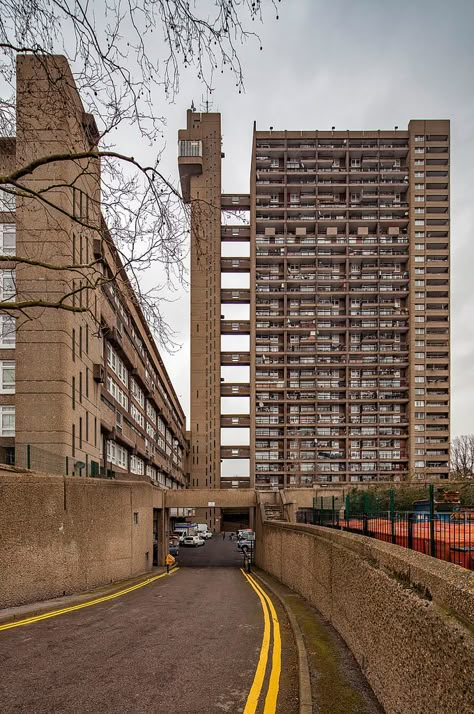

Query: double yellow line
left=0, top=568, right=179, bottom=633
left=242, top=569, right=281, bottom=714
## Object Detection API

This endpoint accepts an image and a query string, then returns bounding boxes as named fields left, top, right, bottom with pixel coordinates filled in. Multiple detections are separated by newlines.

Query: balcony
left=221, top=194, right=250, bottom=211
left=221, top=258, right=251, bottom=272
left=220, top=383, right=250, bottom=396
left=221, top=289, right=250, bottom=303
left=221, top=446, right=251, bottom=459
left=221, top=320, right=251, bottom=334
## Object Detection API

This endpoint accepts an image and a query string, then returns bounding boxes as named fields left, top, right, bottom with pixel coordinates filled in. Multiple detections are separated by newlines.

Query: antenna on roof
left=190, top=100, right=196, bottom=112
left=200, top=91, right=214, bottom=113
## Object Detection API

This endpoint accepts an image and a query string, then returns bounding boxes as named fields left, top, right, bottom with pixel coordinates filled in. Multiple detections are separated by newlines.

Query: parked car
left=169, top=541, right=179, bottom=557
left=237, top=529, right=254, bottom=541
left=238, top=537, right=255, bottom=552
left=183, top=534, right=205, bottom=547
left=174, top=531, right=191, bottom=544
left=201, top=530, right=213, bottom=539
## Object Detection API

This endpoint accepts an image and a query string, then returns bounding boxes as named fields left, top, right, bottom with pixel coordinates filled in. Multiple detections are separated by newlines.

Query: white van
left=196, top=523, right=212, bottom=539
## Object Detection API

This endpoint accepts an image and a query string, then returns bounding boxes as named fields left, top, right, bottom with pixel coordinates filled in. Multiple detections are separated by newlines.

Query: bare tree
left=450, top=435, right=474, bottom=480
left=0, top=0, right=280, bottom=345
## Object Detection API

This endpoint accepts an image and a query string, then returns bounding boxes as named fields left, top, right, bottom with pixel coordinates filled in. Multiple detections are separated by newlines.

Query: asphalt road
left=177, top=532, right=250, bottom=567
left=0, top=539, right=298, bottom=714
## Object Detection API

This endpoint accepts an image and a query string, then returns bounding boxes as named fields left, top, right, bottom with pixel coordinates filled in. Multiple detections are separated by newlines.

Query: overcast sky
left=134, top=0, right=474, bottom=438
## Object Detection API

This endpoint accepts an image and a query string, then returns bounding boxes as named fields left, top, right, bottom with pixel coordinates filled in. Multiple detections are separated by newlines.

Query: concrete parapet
left=256, top=521, right=474, bottom=714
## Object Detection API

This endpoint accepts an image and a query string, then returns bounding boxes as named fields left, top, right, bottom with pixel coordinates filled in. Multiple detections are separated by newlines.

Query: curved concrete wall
left=256, top=522, right=474, bottom=714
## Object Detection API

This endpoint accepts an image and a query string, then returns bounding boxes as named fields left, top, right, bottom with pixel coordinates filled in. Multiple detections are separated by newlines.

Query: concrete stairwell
left=263, top=502, right=286, bottom=522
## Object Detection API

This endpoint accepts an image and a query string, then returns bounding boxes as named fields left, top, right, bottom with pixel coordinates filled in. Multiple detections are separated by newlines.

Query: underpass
left=176, top=532, right=247, bottom=568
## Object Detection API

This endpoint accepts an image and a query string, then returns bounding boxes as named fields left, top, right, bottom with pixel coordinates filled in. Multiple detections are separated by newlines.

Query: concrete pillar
left=157, top=507, right=170, bottom=567
left=249, top=507, right=256, bottom=531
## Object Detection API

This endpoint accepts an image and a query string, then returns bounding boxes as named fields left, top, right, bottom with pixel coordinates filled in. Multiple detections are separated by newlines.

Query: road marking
left=241, top=568, right=271, bottom=714
left=241, top=569, right=281, bottom=714
left=0, top=568, right=179, bottom=633
left=251, top=576, right=281, bottom=714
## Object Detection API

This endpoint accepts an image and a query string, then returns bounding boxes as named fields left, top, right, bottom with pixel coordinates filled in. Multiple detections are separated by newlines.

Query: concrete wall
left=0, top=471, right=156, bottom=608
left=256, top=521, right=474, bottom=714
left=164, top=487, right=256, bottom=509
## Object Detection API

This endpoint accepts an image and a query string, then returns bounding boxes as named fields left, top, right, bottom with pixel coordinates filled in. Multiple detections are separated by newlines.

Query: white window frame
left=0, top=315, right=15, bottom=348
left=0, top=224, right=16, bottom=256
left=0, top=270, right=15, bottom=302
left=0, top=404, right=15, bottom=436
left=0, top=360, right=15, bottom=393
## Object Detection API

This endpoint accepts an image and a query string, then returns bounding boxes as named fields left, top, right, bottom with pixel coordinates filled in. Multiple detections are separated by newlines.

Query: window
left=415, top=136, right=424, bottom=142
left=0, top=270, right=15, bottom=302
left=130, top=454, right=144, bottom=475
left=0, top=405, right=15, bottom=436
left=415, top=220, right=424, bottom=226
left=414, top=400, right=425, bottom=407
left=106, top=375, right=128, bottom=409
left=131, top=403, right=144, bottom=428
left=415, top=160, right=424, bottom=166
left=415, top=232, right=425, bottom=238
left=178, top=140, right=202, bottom=157
left=415, top=148, right=424, bottom=154
left=415, top=244, right=424, bottom=251
left=146, top=402, right=157, bottom=423
left=415, top=184, right=424, bottom=189
left=131, top=378, right=145, bottom=408
left=415, top=377, right=425, bottom=383
left=415, top=172, right=425, bottom=178
left=133, top=512, right=139, bottom=525
left=414, top=256, right=424, bottom=263
left=0, top=225, right=15, bottom=255
left=415, top=461, right=425, bottom=468
left=0, top=315, right=15, bottom=348
left=106, top=343, right=128, bottom=386
left=415, top=208, right=424, bottom=214
left=0, top=186, right=16, bottom=211
left=107, top=440, right=128, bottom=469
left=0, top=361, right=15, bottom=393
left=415, top=195, right=424, bottom=202
left=415, top=280, right=425, bottom=287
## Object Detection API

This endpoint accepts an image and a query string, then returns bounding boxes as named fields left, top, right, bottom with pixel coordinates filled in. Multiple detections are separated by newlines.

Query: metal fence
left=298, top=486, right=474, bottom=571
left=0, top=444, right=114, bottom=479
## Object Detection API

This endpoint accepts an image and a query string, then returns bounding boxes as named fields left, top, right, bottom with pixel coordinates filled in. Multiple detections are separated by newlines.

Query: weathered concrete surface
left=256, top=521, right=474, bottom=714
left=0, top=471, right=157, bottom=608
left=164, top=487, right=257, bottom=509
